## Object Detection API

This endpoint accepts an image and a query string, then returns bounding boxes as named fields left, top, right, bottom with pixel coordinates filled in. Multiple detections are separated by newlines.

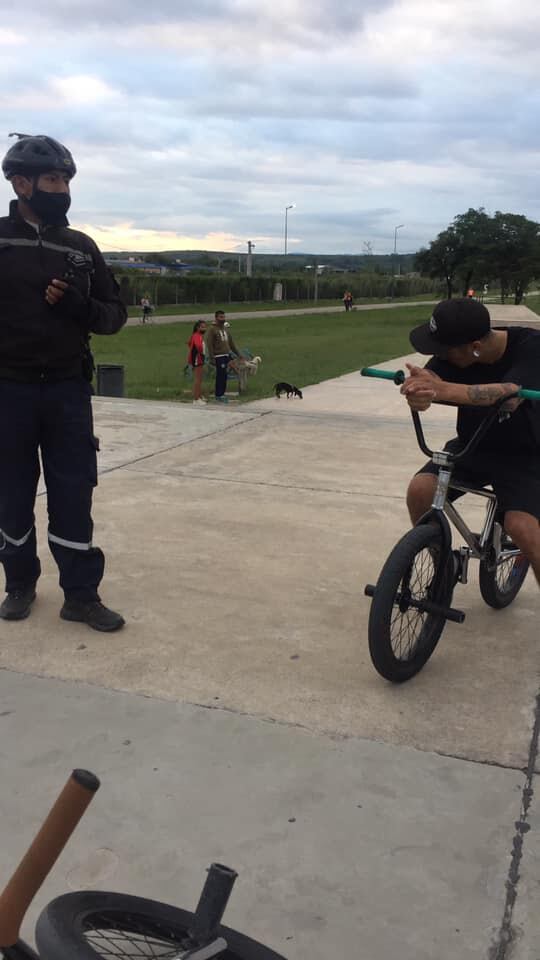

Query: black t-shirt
left=426, top=326, right=540, bottom=454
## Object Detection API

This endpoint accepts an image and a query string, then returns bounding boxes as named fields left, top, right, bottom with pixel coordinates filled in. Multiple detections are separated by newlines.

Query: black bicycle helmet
left=2, top=132, right=76, bottom=179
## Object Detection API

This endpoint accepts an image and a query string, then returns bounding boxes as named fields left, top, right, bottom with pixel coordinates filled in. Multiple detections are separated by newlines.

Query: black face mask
left=26, top=189, right=71, bottom=225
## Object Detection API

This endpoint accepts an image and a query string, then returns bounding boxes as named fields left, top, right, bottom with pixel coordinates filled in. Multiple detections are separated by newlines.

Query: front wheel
left=479, top=547, right=529, bottom=609
left=367, top=524, right=454, bottom=683
left=36, top=892, right=287, bottom=960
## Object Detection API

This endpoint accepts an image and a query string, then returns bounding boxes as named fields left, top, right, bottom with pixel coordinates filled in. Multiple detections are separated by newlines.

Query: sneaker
left=60, top=599, right=125, bottom=632
left=215, top=396, right=229, bottom=404
left=194, top=398, right=207, bottom=405
left=0, top=586, right=36, bottom=620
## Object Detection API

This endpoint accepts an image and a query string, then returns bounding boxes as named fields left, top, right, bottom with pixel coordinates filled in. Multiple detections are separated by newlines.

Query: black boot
left=0, top=586, right=36, bottom=620
left=60, top=599, right=125, bottom=632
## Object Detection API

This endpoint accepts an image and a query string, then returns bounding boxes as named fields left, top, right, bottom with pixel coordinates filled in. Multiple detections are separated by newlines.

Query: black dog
left=274, top=382, right=303, bottom=399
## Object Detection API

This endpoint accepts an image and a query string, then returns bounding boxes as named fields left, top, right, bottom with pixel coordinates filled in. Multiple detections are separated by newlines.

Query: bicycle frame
left=409, top=402, right=522, bottom=583
left=0, top=772, right=275, bottom=960
left=360, top=366, right=540, bottom=596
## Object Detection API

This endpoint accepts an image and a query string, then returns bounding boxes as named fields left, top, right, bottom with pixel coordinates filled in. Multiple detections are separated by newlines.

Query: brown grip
left=0, top=769, right=100, bottom=948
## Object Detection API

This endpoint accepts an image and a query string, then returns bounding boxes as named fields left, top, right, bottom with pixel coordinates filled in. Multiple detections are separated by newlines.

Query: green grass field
left=93, top=304, right=428, bottom=402
left=126, top=293, right=439, bottom=318
left=524, top=295, right=540, bottom=316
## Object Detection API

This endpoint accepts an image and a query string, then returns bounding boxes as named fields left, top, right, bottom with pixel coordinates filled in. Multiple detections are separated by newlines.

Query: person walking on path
left=0, top=133, right=127, bottom=630
left=205, top=310, right=243, bottom=402
left=186, top=319, right=207, bottom=404
left=140, top=295, right=153, bottom=323
left=343, top=291, right=353, bottom=311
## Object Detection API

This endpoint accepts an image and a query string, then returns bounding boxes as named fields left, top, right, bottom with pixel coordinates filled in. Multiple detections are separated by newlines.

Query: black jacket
left=0, top=201, right=127, bottom=376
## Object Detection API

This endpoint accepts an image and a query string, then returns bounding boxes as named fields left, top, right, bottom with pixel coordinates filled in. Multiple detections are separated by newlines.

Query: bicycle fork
left=365, top=452, right=466, bottom=625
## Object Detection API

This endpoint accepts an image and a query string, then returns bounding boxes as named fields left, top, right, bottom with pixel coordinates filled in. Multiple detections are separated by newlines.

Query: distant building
left=104, top=257, right=215, bottom=275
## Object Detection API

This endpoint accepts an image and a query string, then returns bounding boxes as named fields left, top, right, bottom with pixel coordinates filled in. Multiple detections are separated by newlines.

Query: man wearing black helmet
left=0, top=133, right=127, bottom=630
left=401, top=298, right=540, bottom=587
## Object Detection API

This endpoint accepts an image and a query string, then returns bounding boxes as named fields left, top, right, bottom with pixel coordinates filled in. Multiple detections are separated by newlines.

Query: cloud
left=0, top=0, right=539, bottom=255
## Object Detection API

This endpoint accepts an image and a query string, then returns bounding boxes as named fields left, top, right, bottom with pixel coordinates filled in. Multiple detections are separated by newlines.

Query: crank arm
left=364, top=584, right=465, bottom=624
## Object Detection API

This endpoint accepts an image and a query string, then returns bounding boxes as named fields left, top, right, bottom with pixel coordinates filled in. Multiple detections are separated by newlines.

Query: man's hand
left=400, top=363, right=444, bottom=410
left=45, top=278, right=68, bottom=306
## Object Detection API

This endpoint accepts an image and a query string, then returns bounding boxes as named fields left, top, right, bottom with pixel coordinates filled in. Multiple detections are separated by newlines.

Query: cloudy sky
left=0, top=0, right=538, bottom=255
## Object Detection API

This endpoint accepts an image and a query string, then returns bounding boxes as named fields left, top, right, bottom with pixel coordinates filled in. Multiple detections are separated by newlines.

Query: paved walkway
left=1, top=303, right=539, bottom=958
left=126, top=299, right=540, bottom=327
left=126, top=298, right=441, bottom=326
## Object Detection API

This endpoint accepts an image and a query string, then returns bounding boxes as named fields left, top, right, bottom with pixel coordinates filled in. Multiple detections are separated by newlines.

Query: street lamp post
left=284, top=204, right=295, bottom=255
left=392, top=224, right=404, bottom=298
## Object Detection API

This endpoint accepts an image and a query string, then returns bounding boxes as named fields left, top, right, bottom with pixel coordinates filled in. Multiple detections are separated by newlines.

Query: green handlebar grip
left=361, top=367, right=405, bottom=386
left=518, top=388, right=540, bottom=400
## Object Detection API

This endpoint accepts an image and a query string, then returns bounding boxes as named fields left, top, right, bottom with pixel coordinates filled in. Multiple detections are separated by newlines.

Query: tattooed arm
left=436, top=381, right=521, bottom=409
left=402, top=370, right=522, bottom=408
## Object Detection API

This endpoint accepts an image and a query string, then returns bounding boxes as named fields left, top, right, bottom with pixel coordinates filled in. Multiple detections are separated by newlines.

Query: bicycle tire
left=479, top=548, right=530, bottom=609
left=368, top=524, right=453, bottom=682
left=35, top=892, right=286, bottom=960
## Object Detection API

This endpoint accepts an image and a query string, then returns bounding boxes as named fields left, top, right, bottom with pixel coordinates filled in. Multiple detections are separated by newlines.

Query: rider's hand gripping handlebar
left=361, top=366, right=540, bottom=460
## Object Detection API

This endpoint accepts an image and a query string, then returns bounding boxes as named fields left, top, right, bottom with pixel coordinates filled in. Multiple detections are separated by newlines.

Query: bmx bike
left=0, top=770, right=286, bottom=960
left=360, top=366, right=540, bottom=683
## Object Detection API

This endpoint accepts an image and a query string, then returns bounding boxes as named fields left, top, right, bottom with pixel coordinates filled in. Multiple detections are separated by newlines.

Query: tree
left=415, top=227, right=462, bottom=299
left=487, top=212, right=540, bottom=304
left=450, top=208, right=492, bottom=295
left=416, top=207, right=540, bottom=303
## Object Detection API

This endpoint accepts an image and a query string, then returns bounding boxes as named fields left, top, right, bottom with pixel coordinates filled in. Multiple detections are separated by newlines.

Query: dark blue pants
left=214, top=355, right=229, bottom=398
left=0, top=378, right=105, bottom=600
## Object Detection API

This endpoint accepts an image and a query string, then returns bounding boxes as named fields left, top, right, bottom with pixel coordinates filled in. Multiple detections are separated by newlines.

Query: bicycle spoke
left=82, top=913, right=190, bottom=959
left=389, top=547, right=436, bottom=661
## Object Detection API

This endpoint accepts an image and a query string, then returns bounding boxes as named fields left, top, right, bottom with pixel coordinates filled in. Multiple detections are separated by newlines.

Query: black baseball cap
left=410, top=298, right=491, bottom=356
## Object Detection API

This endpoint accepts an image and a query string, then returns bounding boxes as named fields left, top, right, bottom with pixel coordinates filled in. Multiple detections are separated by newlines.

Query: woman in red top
left=186, top=319, right=207, bottom=403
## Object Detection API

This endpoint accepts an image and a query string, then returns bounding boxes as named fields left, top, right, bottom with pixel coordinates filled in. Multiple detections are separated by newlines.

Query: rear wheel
left=36, top=892, right=286, bottom=960
left=368, top=525, right=454, bottom=682
left=479, top=545, right=529, bottom=609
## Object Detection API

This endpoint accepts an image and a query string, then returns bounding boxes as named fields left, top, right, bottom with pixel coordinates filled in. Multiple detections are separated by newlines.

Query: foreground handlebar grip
left=0, top=769, right=100, bottom=948
left=518, top=388, right=540, bottom=400
left=361, top=367, right=405, bottom=385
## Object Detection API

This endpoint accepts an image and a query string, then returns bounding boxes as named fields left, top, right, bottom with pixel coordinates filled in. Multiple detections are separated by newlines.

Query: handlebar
left=360, top=366, right=540, bottom=461
left=361, top=366, right=405, bottom=385
left=0, top=770, right=100, bottom=948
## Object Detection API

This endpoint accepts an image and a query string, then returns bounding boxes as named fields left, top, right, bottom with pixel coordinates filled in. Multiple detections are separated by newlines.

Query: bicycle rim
left=368, top=525, right=452, bottom=682
left=81, top=911, right=192, bottom=958
left=389, top=546, right=441, bottom=660
left=496, top=554, right=528, bottom=594
left=36, top=893, right=287, bottom=960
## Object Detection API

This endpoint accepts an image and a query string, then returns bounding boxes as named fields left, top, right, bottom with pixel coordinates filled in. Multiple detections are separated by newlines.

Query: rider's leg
left=503, top=510, right=540, bottom=586
left=406, top=474, right=437, bottom=525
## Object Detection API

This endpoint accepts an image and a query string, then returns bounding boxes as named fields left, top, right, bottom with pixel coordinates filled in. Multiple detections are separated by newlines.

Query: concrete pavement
left=0, top=303, right=539, bottom=958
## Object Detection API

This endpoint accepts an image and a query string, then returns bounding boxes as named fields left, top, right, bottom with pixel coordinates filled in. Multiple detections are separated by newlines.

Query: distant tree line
left=415, top=208, right=540, bottom=304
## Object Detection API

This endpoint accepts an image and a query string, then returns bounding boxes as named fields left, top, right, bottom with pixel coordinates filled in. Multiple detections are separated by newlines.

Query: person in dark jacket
left=0, top=132, right=127, bottom=630
left=205, top=310, right=243, bottom=402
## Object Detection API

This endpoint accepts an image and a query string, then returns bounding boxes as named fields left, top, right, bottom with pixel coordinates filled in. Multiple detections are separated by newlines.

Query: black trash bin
left=96, top=363, right=125, bottom=397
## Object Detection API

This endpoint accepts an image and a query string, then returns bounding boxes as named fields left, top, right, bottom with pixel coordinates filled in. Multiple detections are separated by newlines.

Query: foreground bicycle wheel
left=36, top=892, right=286, bottom=960
left=479, top=547, right=529, bottom=609
left=368, top=525, right=454, bottom=682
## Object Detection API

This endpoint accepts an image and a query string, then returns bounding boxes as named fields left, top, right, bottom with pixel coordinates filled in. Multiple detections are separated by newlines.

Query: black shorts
left=417, top=439, right=540, bottom=521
